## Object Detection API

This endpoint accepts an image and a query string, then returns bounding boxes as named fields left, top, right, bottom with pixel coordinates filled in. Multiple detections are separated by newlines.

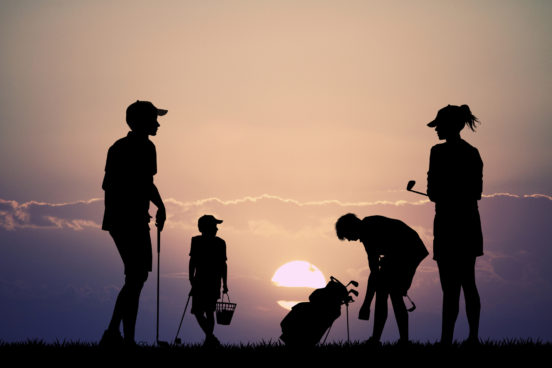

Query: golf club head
left=157, top=340, right=170, bottom=348
left=347, top=280, right=359, bottom=288
left=407, top=180, right=416, bottom=191
left=349, top=289, right=359, bottom=297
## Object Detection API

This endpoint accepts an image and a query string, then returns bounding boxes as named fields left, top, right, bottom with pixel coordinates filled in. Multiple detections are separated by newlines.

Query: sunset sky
left=0, top=0, right=551, bottom=344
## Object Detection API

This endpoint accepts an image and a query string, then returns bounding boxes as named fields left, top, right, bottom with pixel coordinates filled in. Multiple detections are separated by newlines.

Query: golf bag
left=280, top=276, right=358, bottom=346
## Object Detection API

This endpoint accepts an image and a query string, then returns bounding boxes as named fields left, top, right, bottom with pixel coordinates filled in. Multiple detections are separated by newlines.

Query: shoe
left=397, top=338, right=411, bottom=347
left=363, top=337, right=382, bottom=348
left=203, top=334, right=221, bottom=348
left=462, top=337, right=481, bottom=347
left=99, top=329, right=123, bottom=348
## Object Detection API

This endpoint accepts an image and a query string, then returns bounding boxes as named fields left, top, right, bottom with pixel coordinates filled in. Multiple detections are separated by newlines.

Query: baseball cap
left=427, top=105, right=457, bottom=127
left=126, top=100, right=168, bottom=124
left=198, top=215, right=223, bottom=230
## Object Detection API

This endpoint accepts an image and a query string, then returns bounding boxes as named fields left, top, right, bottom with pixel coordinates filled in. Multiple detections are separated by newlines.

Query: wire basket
left=216, top=293, right=236, bottom=325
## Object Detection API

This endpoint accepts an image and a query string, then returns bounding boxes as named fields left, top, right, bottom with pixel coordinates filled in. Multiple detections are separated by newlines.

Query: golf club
left=346, top=280, right=359, bottom=288
left=406, top=180, right=428, bottom=196
left=156, top=227, right=169, bottom=347
left=174, top=291, right=192, bottom=345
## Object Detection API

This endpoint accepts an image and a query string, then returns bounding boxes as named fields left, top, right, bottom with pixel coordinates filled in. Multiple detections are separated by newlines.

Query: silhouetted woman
left=426, top=104, right=483, bottom=345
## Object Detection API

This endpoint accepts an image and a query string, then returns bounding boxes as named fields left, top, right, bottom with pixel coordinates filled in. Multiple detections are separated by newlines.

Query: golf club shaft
left=407, top=189, right=428, bottom=196
left=174, top=293, right=191, bottom=343
left=156, top=228, right=160, bottom=343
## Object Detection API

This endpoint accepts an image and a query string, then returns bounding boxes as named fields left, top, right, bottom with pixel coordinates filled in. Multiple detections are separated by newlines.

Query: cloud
left=2, top=192, right=549, bottom=232
left=0, top=198, right=103, bottom=230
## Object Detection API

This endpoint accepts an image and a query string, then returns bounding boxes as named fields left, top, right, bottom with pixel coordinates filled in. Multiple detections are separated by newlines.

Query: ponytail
left=460, top=104, right=480, bottom=132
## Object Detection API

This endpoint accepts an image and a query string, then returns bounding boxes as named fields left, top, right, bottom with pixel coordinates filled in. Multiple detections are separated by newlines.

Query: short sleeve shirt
left=359, top=216, right=429, bottom=264
left=102, top=131, right=157, bottom=230
left=190, top=235, right=227, bottom=292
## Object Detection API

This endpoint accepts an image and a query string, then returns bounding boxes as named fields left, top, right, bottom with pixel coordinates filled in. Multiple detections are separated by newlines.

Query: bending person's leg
left=390, top=291, right=408, bottom=342
left=372, top=287, right=389, bottom=342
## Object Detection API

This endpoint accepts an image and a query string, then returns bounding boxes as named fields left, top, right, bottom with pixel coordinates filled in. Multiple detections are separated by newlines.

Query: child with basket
left=189, top=215, right=229, bottom=347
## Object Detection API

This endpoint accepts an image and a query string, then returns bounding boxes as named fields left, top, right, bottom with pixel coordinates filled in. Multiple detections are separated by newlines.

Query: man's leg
left=107, top=282, right=126, bottom=332
left=121, top=272, right=148, bottom=343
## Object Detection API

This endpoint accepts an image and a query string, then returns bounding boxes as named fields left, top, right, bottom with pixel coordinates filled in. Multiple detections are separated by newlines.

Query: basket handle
left=221, top=292, right=230, bottom=303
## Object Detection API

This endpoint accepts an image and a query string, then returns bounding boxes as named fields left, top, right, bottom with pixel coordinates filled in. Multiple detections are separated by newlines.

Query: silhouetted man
left=100, top=100, right=167, bottom=347
left=189, top=215, right=228, bottom=347
left=336, top=214, right=428, bottom=345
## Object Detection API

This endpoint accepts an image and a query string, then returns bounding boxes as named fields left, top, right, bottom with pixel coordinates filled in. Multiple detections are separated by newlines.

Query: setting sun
left=272, top=260, right=327, bottom=311
left=272, top=261, right=327, bottom=288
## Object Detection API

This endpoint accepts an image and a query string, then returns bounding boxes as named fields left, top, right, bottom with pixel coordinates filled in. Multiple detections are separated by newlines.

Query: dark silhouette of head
left=335, top=213, right=362, bottom=241
left=427, top=104, right=480, bottom=140
left=126, top=100, right=168, bottom=136
left=198, top=214, right=223, bottom=236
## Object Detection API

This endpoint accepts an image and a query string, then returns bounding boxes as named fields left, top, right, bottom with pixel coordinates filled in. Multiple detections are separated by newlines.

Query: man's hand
left=359, top=303, right=371, bottom=320
left=156, top=206, right=166, bottom=231
left=223, top=284, right=229, bottom=294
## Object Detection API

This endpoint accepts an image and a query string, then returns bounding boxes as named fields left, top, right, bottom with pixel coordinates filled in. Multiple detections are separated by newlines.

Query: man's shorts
left=110, top=226, right=152, bottom=277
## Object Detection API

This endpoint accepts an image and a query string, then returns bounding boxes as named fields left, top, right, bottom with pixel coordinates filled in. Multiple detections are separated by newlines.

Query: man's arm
left=151, top=183, right=166, bottom=231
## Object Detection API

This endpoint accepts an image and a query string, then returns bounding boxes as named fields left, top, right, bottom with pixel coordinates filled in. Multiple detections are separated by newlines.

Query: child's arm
left=222, top=239, right=228, bottom=293
left=222, top=261, right=228, bottom=294
left=189, top=256, right=196, bottom=290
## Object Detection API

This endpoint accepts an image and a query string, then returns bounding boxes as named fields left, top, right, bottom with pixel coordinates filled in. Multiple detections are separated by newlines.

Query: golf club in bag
left=156, top=228, right=169, bottom=347
left=280, top=276, right=359, bottom=347
left=406, top=180, right=428, bottom=196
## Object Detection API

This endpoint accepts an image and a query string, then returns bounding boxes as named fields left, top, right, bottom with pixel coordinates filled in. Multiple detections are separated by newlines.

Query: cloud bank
left=0, top=193, right=551, bottom=343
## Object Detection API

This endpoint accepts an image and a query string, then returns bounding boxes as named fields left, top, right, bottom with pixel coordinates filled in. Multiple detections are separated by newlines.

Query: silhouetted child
left=336, top=214, right=428, bottom=345
left=189, top=215, right=228, bottom=347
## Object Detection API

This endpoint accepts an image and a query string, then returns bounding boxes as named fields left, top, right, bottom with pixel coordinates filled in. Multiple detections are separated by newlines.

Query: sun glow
left=272, top=261, right=327, bottom=311
left=272, top=260, right=327, bottom=288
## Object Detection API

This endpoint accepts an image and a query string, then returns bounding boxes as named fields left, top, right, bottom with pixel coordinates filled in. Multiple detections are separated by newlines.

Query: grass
left=0, top=339, right=550, bottom=366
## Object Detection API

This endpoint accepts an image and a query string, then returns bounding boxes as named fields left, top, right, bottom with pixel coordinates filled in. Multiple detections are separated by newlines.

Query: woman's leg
left=461, top=257, right=480, bottom=342
left=438, top=260, right=461, bottom=344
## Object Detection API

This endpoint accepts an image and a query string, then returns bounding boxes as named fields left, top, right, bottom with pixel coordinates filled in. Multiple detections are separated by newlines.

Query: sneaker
left=99, top=329, right=123, bottom=348
left=203, top=334, right=221, bottom=348
left=363, top=337, right=382, bottom=348
left=462, top=337, right=481, bottom=347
